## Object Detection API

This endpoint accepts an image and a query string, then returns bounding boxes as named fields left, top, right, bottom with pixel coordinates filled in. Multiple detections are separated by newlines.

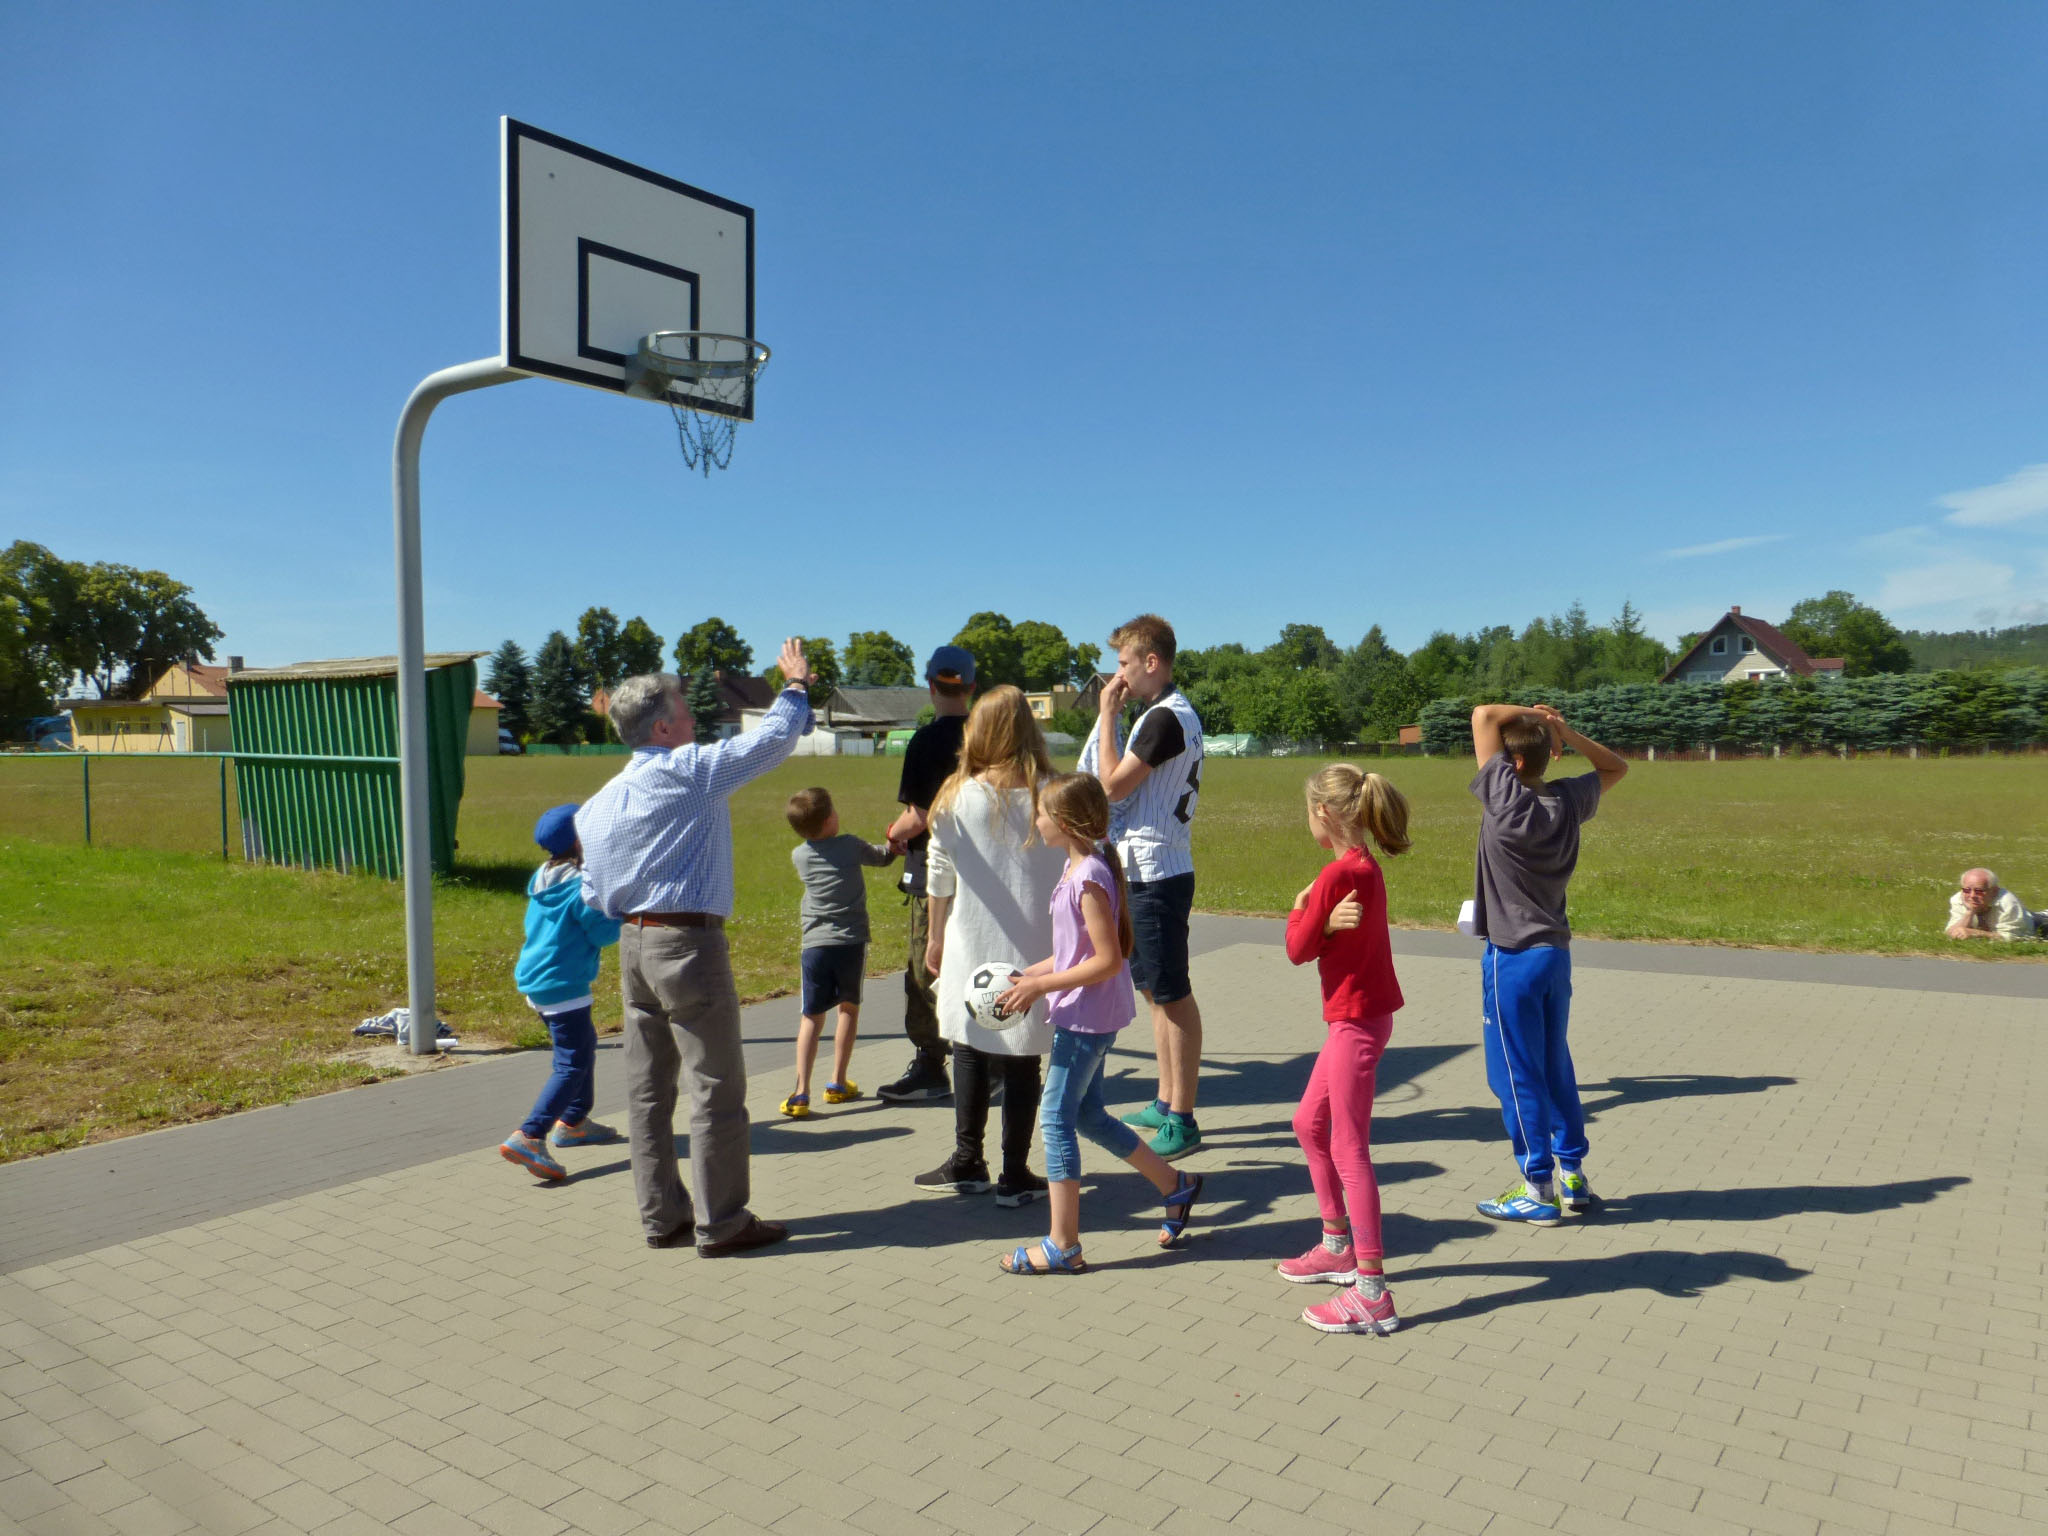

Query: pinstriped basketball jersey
left=1079, top=689, right=1203, bottom=882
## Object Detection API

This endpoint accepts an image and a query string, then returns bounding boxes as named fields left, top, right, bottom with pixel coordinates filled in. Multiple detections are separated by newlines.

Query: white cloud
left=1937, top=463, right=2048, bottom=527
left=1658, top=534, right=1790, bottom=561
left=1876, top=558, right=2016, bottom=615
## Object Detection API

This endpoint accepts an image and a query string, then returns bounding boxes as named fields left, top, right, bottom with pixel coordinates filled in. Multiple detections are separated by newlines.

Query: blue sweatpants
left=1480, top=944, right=1587, bottom=1184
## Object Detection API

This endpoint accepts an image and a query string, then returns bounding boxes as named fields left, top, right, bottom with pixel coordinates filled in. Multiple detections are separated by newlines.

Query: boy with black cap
left=499, top=803, right=626, bottom=1181
left=878, top=644, right=977, bottom=1104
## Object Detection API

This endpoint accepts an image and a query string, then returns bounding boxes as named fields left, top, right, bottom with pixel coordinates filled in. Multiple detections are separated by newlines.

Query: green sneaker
left=1148, top=1119, right=1202, bottom=1160
left=1121, top=1100, right=1172, bottom=1131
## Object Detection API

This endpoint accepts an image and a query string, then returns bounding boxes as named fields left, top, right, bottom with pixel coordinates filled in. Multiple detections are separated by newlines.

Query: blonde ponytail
left=1305, top=763, right=1412, bottom=858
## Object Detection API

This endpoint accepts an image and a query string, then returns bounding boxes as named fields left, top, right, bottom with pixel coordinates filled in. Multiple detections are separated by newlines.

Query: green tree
left=1780, top=591, right=1911, bottom=676
left=768, top=637, right=841, bottom=708
left=573, top=607, right=625, bottom=691
left=1338, top=626, right=1427, bottom=740
left=1, top=544, right=81, bottom=723
left=843, top=629, right=915, bottom=686
left=687, top=668, right=726, bottom=743
left=1275, top=669, right=1343, bottom=742
left=528, top=631, right=586, bottom=746
left=616, top=616, right=665, bottom=678
left=1014, top=619, right=1077, bottom=691
left=1266, top=623, right=1341, bottom=672
left=68, top=562, right=223, bottom=697
left=484, top=640, right=532, bottom=738
left=673, top=617, right=753, bottom=677
left=1408, top=630, right=1477, bottom=700
left=1073, top=641, right=1102, bottom=680
left=952, top=612, right=1025, bottom=689
left=1593, top=600, right=1671, bottom=684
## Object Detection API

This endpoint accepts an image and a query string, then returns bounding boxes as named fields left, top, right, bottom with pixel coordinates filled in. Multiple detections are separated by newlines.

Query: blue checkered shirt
left=576, top=687, right=812, bottom=919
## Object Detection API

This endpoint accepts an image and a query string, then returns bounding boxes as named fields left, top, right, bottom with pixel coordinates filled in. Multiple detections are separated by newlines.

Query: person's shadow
left=1397, top=1248, right=1810, bottom=1327
left=1588, top=1175, right=1969, bottom=1226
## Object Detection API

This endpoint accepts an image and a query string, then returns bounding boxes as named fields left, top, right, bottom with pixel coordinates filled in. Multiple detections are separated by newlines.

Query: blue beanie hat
left=534, top=803, right=581, bottom=856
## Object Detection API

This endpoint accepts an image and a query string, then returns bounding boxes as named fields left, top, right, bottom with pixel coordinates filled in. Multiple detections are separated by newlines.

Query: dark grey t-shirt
left=791, top=834, right=894, bottom=948
left=1470, top=754, right=1602, bottom=950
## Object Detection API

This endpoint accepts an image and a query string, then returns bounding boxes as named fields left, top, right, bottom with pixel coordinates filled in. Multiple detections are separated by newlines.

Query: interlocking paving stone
left=2, top=921, right=2044, bottom=1534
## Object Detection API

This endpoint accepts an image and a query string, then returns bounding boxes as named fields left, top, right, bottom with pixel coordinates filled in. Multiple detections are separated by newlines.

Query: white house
left=1660, top=607, right=1846, bottom=686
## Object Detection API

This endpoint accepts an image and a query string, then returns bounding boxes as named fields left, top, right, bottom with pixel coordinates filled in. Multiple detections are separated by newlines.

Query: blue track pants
left=1480, top=943, right=1587, bottom=1183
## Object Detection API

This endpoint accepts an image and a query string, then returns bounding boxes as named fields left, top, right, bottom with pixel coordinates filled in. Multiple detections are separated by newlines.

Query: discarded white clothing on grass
left=353, top=1007, right=457, bottom=1045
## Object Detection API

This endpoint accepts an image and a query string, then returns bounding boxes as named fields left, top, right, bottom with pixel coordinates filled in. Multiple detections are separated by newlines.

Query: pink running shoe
left=1276, top=1244, right=1359, bottom=1285
left=1302, top=1285, right=1400, bottom=1335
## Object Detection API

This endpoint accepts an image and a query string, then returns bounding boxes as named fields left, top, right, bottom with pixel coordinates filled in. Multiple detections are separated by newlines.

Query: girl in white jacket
left=915, top=686, right=1067, bottom=1207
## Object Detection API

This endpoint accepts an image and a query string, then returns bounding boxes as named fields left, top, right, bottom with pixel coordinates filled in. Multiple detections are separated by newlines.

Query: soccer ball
left=965, top=961, right=1026, bottom=1028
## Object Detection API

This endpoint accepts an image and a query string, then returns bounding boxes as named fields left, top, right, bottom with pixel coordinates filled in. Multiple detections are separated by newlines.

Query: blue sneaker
left=1477, top=1179, right=1559, bottom=1226
left=1556, top=1168, right=1593, bottom=1214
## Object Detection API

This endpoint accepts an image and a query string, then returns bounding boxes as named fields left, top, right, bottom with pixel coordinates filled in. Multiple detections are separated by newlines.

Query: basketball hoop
left=624, top=331, right=770, bottom=474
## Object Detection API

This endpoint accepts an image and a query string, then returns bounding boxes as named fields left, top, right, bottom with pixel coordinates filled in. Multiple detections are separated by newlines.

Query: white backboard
left=501, top=119, right=756, bottom=420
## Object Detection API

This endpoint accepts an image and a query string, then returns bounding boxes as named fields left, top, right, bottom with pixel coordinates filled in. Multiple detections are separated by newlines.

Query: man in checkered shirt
left=577, top=638, right=814, bottom=1256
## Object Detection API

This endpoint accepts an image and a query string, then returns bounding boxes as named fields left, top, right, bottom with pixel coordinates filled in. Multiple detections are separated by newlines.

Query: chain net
left=660, top=340, right=766, bottom=475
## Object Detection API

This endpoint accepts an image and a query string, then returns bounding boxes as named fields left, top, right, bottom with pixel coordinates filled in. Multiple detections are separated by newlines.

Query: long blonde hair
left=930, top=685, right=1054, bottom=834
left=1306, top=763, right=1412, bottom=858
left=1039, top=772, right=1134, bottom=958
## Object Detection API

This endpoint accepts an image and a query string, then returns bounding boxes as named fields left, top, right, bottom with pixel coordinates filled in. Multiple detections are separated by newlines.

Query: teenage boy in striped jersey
left=1080, top=614, right=1207, bottom=1160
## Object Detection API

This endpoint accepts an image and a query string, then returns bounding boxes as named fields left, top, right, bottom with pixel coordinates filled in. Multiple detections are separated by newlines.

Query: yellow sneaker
left=779, top=1093, right=811, bottom=1119
left=822, top=1081, right=863, bottom=1104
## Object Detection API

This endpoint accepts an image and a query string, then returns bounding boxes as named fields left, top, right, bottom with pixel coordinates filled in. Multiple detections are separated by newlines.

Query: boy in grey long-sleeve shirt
left=781, top=787, right=898, bottom=1118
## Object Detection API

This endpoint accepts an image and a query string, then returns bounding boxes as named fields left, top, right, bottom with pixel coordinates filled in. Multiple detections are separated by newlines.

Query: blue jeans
left=1480, top=944, right=1587, bottom=1183
left=1039, top=1028, right=1140, bottom=1182
left=521, top=1005, right=596, bottom=1139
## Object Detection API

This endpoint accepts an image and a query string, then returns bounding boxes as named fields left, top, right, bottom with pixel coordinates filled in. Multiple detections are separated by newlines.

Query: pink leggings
left=1291, top=1014, right=1393, bottom=1262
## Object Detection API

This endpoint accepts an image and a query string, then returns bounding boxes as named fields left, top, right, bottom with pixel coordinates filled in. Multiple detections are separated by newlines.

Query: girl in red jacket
left=1281, top=764, right=1411, bottom=1335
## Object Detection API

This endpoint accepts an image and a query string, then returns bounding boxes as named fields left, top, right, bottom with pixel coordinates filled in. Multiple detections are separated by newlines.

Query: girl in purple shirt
left=993, top=773, right=1204, bottom=1274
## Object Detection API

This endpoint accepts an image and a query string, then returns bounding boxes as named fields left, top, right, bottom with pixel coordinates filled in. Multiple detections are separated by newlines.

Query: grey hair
left=1961, top=867, right=1998, bottom=890
left=610, top=673, right=685, bottom=748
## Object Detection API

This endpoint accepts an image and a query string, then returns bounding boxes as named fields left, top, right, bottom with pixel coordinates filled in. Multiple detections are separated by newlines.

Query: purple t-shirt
left=1046, top=853, right=1136, bottom=1035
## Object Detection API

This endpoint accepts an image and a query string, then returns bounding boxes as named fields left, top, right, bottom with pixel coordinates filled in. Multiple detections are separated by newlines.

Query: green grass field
left=2, top=750, right=2041, bottom=1160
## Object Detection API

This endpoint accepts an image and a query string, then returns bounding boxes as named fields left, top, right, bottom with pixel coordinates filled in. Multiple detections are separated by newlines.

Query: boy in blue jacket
left=500, top=804, right=626, bottom=1181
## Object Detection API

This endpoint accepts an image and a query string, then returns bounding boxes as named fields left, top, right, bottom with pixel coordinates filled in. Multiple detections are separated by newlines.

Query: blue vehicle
left=26, top=715, right=73, bottom=751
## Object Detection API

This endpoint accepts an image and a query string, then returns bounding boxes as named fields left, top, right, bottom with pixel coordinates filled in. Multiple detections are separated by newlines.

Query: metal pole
left=393, top=358, right=525, bottom=1054
left=82, top=755, right=91, bottom=846
left=220, top=755, right=229, bottom=860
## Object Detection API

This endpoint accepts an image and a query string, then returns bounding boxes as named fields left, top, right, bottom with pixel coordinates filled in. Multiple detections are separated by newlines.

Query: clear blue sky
left=5, top=3, right=2045, bottom=675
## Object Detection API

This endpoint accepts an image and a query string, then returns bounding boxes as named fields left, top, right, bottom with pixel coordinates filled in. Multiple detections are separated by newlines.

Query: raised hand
left=777, top=636, right=810, bottom=687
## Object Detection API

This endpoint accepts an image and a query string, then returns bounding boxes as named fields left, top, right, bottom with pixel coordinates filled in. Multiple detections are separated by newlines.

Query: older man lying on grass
left=1946, top=868, right=2045, bottom=941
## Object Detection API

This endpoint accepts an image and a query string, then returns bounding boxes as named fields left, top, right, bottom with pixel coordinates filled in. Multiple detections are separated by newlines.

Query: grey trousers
left=619, top=923, right=753, bottom=1245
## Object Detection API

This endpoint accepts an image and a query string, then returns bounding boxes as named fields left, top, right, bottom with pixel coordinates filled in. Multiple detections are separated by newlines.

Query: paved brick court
left=2, top=926, right=2044, bottom=1536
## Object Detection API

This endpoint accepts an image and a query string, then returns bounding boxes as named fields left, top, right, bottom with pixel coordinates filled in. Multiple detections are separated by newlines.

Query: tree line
left=1420, top=669, right=2048, bottom=755
left=2, top=542, right=224, bottom=726
left=481, top=590, right=1960, bottom=751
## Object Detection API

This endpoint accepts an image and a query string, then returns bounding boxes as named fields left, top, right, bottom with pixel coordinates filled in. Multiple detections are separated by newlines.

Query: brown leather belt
left=625, top=912, right=722, bottom=929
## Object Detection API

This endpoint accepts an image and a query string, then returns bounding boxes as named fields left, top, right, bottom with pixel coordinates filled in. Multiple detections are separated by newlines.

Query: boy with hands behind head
left=1467, top=702, right=1626, bottom=1226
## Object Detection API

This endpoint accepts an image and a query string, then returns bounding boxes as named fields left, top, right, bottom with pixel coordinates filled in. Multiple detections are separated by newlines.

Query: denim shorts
left=1127, top=872, right=1195, bottom=1003
left=800, top=943, right=866, bottom=1014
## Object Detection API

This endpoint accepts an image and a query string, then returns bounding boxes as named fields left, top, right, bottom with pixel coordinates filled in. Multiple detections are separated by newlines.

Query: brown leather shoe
left=696, top=1216, right=787, bottom=1257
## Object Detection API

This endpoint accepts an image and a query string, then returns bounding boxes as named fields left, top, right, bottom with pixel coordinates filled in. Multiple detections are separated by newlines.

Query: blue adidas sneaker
left=1556, top=1168, right=1593, bottom=1214
left=1477, top=1179, right=1560, bottom=1226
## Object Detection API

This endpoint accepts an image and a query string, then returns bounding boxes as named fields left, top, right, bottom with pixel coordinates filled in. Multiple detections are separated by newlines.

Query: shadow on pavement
left=1398, top=1247, right=1810, bottom=1326
left=1591, top=1174, right=1970, bottom=1225
left=1372, top=1070, right=1800, bottom=1148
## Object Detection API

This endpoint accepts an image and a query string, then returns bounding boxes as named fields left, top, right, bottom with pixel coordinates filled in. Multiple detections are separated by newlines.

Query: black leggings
left=951, top=1044, right=1043, bottom=1176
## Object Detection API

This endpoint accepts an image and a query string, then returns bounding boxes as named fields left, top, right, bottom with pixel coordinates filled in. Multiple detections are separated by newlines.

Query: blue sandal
left=1158, top=1171, right=1204, bottom=1247
left=1000, top=1237, right=1086, bottom=1275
